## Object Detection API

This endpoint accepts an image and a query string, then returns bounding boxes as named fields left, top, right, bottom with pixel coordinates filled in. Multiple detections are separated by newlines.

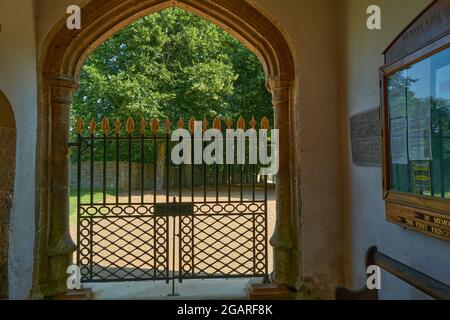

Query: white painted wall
left=0, top=0, right=37, bottom=299
left=339, top=0, right=450, bottom=299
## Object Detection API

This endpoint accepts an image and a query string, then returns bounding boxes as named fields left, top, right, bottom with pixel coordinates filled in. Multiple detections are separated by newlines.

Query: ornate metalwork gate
left=71, top=116, right=269, bottom=284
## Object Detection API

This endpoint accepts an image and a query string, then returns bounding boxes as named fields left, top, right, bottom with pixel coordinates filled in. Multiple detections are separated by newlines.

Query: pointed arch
left=34, top=0, right=298, bottom=298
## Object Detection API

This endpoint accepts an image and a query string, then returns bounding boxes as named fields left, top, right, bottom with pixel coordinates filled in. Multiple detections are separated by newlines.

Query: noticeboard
left=381, top=0, right=450, bottom=242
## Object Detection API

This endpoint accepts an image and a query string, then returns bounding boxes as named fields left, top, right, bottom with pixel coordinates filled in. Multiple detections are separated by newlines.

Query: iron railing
left=71, top=116, right=270, bottom=285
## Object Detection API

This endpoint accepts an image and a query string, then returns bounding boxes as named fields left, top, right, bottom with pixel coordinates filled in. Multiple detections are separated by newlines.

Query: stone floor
left=84, top=278, right=261, bottom=300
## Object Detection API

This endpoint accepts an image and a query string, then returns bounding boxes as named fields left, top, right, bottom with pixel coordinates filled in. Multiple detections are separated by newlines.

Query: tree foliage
left=71, top=8, right=273, bottom=129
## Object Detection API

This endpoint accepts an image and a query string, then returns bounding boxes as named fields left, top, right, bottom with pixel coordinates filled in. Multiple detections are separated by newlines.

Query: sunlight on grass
left=69, top=190, right=112, bottom=226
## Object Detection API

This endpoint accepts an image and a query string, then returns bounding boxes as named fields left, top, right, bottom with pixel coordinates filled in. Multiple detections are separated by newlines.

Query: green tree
left=72, top=8, right=273, bottom=130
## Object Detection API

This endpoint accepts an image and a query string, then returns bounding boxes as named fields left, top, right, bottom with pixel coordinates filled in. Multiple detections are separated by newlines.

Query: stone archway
left=33, top=0, right=298, bottom=298
left=0, top=90, right=16, bottom=299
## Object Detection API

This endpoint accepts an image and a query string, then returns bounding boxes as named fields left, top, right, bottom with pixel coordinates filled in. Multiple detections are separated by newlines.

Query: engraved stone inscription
left=350, top=108, right=381, bottom=167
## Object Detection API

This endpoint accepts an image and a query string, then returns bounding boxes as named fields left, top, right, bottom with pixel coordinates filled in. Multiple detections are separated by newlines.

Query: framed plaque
left=380, top=0, right=450, bottom=241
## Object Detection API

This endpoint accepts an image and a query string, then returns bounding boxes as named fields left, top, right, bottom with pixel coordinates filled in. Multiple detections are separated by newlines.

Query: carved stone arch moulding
left=34, top=0, right=297, bottom=298
left=0, top=90, right=16, bottom=299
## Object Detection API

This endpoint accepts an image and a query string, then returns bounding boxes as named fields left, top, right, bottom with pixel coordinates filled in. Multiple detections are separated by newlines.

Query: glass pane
left=387, top=46, right=450, bottom=199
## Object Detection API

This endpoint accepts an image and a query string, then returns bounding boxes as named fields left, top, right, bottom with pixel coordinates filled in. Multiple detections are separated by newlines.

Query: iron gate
left=71, top=116, right=269, bottom=284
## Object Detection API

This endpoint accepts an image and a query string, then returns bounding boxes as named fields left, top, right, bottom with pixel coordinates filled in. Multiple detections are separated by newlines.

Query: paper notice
left=436, top=64, right=450, bottom=109
left=390, top=117, right=408, bottom=165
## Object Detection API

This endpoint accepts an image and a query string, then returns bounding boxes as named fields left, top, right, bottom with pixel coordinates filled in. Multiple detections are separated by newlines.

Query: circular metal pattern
left=182, top=226, right=191, bottom=234
left=182, top=216, right=191, bottom=224
left=248, top=203, right=259, bottom=212
left=224, top=204, right=235, bottom=213
left=157, top=237, right=166, bottom=245
left=236, top=204, right=247, bottom=213
left=200, top=204, right=211, bottom=214
left=255, top=215, right=265, bottom=224
left=256, top=243, right=265, bottom=252
left=111, top=206, right=123, bottom=215
left=124, top=206, right=135, bottom=215
left=183, top=265, right=191, bottom=272
left=137, top=206, right=148, bottom=215
left=80, top=258, right=89, bottom=266
left=156, top=218, right=166, bottom=227
left=86, top=206, right=97, bottom=215
left=80, top=229, right=89, bottom=237
left=182, top=245, right=191, bottom=254
left=212, top=204, right=223, bottom=213
left=157, top=246, right=166, bottom=255
left=80, top=248, right=89, bottom=256
left=256, top=234, right=265, bottom=242
left=256, top=224, right=264, bottom=233
left=100, top=206, right=112, bottom=215
left=80, top=219, right=90, bottom=227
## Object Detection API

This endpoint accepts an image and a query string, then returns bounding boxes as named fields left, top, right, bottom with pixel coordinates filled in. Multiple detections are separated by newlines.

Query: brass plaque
left=386, top=202, right=450, bottom=242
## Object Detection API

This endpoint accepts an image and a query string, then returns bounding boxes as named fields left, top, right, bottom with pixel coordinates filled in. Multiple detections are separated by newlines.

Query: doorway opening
left=68, top=8, right=276, bottom=298
left=35, top=0, right=296, bottom=300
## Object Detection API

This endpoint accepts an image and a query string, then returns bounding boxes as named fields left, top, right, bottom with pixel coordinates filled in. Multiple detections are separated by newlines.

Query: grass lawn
left=69, top=190, right=112, bottom=226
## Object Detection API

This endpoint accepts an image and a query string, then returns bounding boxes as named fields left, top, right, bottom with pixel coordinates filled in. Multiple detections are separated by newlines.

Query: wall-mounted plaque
left=381, top=0, right=450, bottom=242
left=350, top=108, right=381, bottom=167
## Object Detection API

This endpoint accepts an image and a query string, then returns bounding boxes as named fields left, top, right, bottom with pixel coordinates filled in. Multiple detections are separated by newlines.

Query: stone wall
left=0, top=91, right=16, bottom=299
left=69, top=161, right=262, bottom=192
left=339, top=0, right=450, bottom=299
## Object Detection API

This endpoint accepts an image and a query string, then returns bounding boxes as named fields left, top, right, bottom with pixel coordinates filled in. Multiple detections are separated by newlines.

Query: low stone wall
left=69, top=161, right=266, bottom=192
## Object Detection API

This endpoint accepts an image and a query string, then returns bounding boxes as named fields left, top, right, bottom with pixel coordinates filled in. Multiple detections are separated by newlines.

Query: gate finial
left=177, top=117, right=185, bottom=129
left=237, top=116, right=245, bottom=130
left=261, top=116, right=270, bottom=130
left=126, top=117, right=135, bottom=134
left=101, top=117, right=110, bottom=134
left=140, top=118, right=147, bottom=135
left=114, top=118, right=122, bottom=134
left=89, top=119, right=97, bottom=135
left=202, top=117, right=209, bottom=132
left=189, top=117, right=196, bottom=134
left=165, top=118, right=172, bottom=133
left=76, top=117, right=84, bottom=135
left=151, top=118, right=159, bottom=134
left=225, top=118, right=233, bottom=129
left=213, top=116, right=221, bottom=130
left=249, top=116, right=257, bottom=129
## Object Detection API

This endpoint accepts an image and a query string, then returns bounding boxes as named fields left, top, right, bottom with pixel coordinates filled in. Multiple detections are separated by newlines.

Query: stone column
left=268, top=78, right=295, bottom=286
left=45, top=77, right=79, bottom=296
